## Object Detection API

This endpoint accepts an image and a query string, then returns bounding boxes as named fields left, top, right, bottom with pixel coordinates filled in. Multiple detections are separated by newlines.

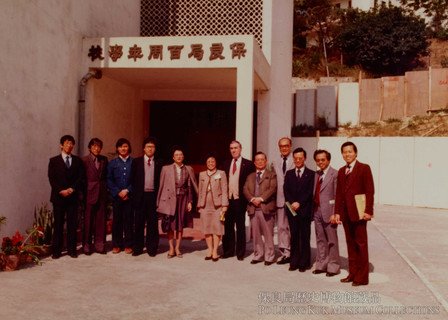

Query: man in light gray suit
left=271, top=137, right=295, bottom=265
left=312, top=149, right=341, bottom=277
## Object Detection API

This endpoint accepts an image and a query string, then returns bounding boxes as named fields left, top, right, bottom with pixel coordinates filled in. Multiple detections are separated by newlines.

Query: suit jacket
left=48, top=154, right=85, bottom=206
left=82, top=154, right=108, bottom=205
left=313, top=166, right=338, bottom=222
left=222, top=157, right=255, bottom=204
left=243, top=169, right=277, bottom=215
left=271, top=154, right=294, bottom=207
left=197, top=170, right=229, bottom=209
left=131, top=156, right=163, bottom=207
left=283, top=167, right=315, bottom=220
left=335, top=161, right=374, bottom=222
left=157, top=164, right=198, bottom=216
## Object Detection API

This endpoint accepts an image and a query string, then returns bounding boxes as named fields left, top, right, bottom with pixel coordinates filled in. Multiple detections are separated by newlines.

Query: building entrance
left=149, top=101, right=236, bottom=169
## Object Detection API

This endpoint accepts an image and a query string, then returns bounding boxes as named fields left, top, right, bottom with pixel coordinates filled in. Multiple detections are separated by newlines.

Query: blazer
left=130, top=156, right=163, bottom=207
left=222, top=157, right=255, bottom=204
left=313, top=166, right=338, bottom=221
left=283, top=166, right=315, bottom=220
left=48, top=154, right=85, bottom=206
left=157, top=164, right=198, bottom=216
left=243, top=169, right=277, bottom=215
left=197, top=170, right=229, bottom=209
left=82, top=154, right=108, bottom=205
left=271, top=154, right=295, bottom=207
left=335, top=161, right=374, bottom=222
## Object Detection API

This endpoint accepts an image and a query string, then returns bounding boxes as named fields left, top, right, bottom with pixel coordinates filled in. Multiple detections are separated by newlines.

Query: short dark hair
left=115, top=138, right=132, bottom=153
left=341, top=141, right=357, bottom=154
left=293, top=147, right=307, bottom=158
left=88, top=138, right=103, bottom=149
left=254, top=151, right=267, bottom=160
left=142, top=136, right=157, bottom=148
left=60, top=135, right=75, bottom=145
left=204, top=152, right=217, bottom=163
left=313, top=149, right=331, bottom=161
left=230, top=140, right=242, bottom=148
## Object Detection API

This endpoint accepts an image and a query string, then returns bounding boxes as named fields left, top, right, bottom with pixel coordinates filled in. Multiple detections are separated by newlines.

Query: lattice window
left=140, top=0, right=263, bottom=46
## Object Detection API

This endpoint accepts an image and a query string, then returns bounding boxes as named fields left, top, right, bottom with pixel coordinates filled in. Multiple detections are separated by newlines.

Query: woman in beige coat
left=197, top=155, right=228, bottom=261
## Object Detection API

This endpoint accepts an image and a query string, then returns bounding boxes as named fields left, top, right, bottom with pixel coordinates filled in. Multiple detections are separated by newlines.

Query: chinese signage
left=88, top=42, right=247, bottom=62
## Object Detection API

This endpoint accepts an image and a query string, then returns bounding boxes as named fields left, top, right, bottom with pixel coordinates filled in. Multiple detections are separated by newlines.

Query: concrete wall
left=0, top=0, right=140, bottom=237
left=291, top=137, right=448, bottom=209
left=338, top=83, right=359, bottom=126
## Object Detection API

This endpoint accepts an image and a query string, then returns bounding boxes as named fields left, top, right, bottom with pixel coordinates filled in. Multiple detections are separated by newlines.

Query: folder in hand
left=354, top=194, right=366, bottom=220
left=285, top=201, right=297, bottom=217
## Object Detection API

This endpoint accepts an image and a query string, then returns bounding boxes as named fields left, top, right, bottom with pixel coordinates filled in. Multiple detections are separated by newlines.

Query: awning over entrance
left=81, top=36, right=270, bottom=158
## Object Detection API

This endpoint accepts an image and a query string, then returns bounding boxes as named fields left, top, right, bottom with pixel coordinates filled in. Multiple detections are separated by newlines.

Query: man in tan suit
left=243, top=152, right=277, bottom=265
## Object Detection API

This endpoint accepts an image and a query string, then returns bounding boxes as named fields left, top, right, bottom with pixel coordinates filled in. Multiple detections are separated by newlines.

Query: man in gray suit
left=312, top=149, right=341, bottom=277
left=271, top=137, right=294, bottom=265
left=243, top=152, right=277, bottom=265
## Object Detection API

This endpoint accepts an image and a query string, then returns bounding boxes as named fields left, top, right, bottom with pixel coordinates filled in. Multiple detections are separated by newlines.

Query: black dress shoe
left=97, top=250, right=107, bottom=255
left=264, top=261, right=275, bottom=266
left=147, top=252, right=156, bottom=257
left=276, top=257, right=291, bottom=265
left=222, top=254, right=234, bottom=259
left=84, top=251, right=92, bottom=256
left=205, top=256, right=212, bottom=261
left=132, top=251, right=143, bottom=257
left=51, top=254, right=61, bottom=259
left=237, top=256, right=244, bottom=261
left=69, top=253, right=78, bottom=258
left=312, top=269, right=326, bottom=274
left=212, top=256, right=220, bottom=262
left=250, top=260, right=263, bottom=264
left=340, top=276, right=354, bottom=283
left=352, top=281, right=368, bottom=286
left=298, top=268, right=306, bottom=272
left=288, top=266, right=298, bottom=271
left=326, top=272, right=339, bottom=277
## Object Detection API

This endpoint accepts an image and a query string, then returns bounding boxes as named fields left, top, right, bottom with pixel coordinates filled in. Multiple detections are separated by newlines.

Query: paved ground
left=1, top=205, right=447, bottom=320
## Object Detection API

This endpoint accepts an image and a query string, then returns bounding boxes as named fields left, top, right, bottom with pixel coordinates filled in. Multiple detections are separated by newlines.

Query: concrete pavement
left=1, top=205, right=447, bottom=320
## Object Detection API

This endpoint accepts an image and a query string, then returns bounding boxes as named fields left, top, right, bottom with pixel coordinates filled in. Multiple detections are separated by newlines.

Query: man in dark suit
left=243, top=152, right=277, bottom=265
left=48, top=135, right=85, bottom=259
left=221, top=140, right=255, bottom=260
left=283, top=147, right=314, bottom=272
left=312, top=150, right=340, bottom=277
left=82, top=138, right=108, bottom=255
left=334, top=141, right=374, bottom=286
left=131, top=137, right=163, bottom=257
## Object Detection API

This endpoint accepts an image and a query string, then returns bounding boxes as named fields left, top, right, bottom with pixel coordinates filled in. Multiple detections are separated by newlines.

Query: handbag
left=161, top=214, right=171, bottom=233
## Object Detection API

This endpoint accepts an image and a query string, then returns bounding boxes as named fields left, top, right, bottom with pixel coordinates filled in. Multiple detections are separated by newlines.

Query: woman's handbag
left=161, top=214, right=171, bottom=233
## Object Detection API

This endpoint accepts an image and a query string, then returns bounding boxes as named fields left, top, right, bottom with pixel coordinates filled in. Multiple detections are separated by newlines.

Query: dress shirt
left=143, top=155, right=155, bottom=192
left=229, top=156, right=242, bottom=199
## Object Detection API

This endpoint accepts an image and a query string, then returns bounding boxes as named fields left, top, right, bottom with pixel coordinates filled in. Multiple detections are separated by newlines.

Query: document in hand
left=354, top=194, right=366, bottom=220
left=285, top=201, right=297, bottom=217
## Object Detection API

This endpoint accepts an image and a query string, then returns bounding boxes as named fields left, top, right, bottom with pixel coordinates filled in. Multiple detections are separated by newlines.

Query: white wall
left=292, top=137, right=448, bottom=209
left=0, top=0, right=140, bottom=237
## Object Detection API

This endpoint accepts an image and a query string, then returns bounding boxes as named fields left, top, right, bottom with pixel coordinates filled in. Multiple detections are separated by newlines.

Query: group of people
left=48, top=134, right=374, bottom=287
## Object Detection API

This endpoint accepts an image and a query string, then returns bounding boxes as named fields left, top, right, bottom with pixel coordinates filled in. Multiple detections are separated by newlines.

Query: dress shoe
left=237, top=256, right=244, bottom=261
left=352, top=281, right=369, bottom=286
left=276, top=257, right=290, bottom=265
left=212, top=256, right=220, bottom=262
left=264, top=261, right=275, bottom=266
left=51, top=253, right=61, bottom=259
left=124, top=248, right=133, bottom=254
left=298, top=268, right=306, bottom=272
left=205, top=256, right=213, bottom=261
left=84, top=251, right=92, bottom=256
left=312, top=269, right=326, bottom=274
left=221, top=254, right=234, bottom=259
left=112, top=247, right=121, bottom=254
left=69, top=253, right=78, bottom=258
left=176, top=252, right=183, bottom=258
left=147, top=252, right=156, bottom=257
left=288, top=266, right=298, bottom=271
left=132, top=250, right=143, bottom=257
left=250, top=260, right=263, bottom=264
left=326, top=272, right=339, bottom=277
left=167, top=252, right=176, bottom=259
left=340, top=276, right=354, bottom=283
left=96, top=250, right=107, bottom=255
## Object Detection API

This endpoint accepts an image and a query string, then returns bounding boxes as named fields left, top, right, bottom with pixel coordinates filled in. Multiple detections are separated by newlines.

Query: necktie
left=65, top=156, right=70, bottom=168
left=282, top=157, right=287, bottom=175
left=232, top=159, right=237, bottom=175
left=256, top=171, right=261, bottom=184
left=94, top=157, right=100, bottom=170
left=314, top=171, right=323, bottom=209
left=345, top=165, right=351, bottom=175
left=297, top=169, right=301, bottom=178
left=147, top=158, right=151, bottom=167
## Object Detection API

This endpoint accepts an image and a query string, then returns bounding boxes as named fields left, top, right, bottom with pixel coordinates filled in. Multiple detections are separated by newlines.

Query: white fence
left=292, top=136, right=448, bottom=209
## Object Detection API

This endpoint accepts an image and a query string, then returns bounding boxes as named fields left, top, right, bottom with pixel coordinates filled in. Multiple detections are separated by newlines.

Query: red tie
left=232, top=159, right=237, bottom=175
left=314, top=174, right=323, bottom=209
left=147, top=158, right=151, bottom=167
